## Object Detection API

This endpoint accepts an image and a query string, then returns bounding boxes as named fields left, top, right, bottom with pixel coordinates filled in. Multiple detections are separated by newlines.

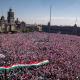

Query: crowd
left=0, top=32, right=80, bottom=80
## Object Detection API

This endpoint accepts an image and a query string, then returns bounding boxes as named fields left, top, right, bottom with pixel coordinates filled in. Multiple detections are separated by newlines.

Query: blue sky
left=0, top=0, right=80, bottom=25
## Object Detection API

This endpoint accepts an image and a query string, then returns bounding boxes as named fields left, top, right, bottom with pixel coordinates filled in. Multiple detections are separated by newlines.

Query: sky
left=0, top=0, right=80, bottom=26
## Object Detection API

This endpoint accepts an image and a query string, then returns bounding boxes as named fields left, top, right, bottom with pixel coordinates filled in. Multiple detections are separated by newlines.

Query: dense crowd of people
left=0, top=32, right=80, bottom=80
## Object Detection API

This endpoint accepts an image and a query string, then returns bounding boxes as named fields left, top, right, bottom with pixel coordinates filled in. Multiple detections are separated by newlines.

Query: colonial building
left=0, top=8, right=17, bottom=32
left=0, top=8, right=42, bottom=33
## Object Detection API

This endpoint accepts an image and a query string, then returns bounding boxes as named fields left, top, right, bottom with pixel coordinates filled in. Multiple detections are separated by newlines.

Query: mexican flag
left=0, top=60, right=49, bottom=71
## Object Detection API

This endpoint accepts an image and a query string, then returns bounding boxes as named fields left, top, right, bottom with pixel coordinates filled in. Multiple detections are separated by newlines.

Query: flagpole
left=49, top=5, right=52, bottom=33
left=50, top=5, right=52, bottom=26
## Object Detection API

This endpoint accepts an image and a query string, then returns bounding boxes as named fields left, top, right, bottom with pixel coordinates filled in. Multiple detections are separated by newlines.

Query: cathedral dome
left=9, top=8, right=12, bottom=12
left=1, top=16, right=5, bottom=20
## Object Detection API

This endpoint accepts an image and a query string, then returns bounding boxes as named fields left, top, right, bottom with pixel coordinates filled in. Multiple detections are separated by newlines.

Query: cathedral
left=0, top=8, right=18, bottom=32
left=0, top=8, right=42, bottom=33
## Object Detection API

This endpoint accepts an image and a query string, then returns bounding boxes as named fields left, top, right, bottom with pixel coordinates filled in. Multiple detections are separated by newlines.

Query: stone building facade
left=0, top=8, right=42, bottom=33
left=0, top=8, right=17, bottom=32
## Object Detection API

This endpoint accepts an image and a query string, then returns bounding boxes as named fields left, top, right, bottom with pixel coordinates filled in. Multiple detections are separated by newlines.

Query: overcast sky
left=0, top=0, right=80, bottom=26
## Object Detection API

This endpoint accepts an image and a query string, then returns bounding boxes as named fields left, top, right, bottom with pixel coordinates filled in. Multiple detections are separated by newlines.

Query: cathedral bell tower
left=7, top=8, right=15, bottom=32
left=0, top=16, right=6, bottom=32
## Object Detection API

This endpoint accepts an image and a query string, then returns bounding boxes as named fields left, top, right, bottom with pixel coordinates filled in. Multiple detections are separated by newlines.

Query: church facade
left=0, top=8, right=17, bottom=32
left=0, top=8, right=41, bottom=33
